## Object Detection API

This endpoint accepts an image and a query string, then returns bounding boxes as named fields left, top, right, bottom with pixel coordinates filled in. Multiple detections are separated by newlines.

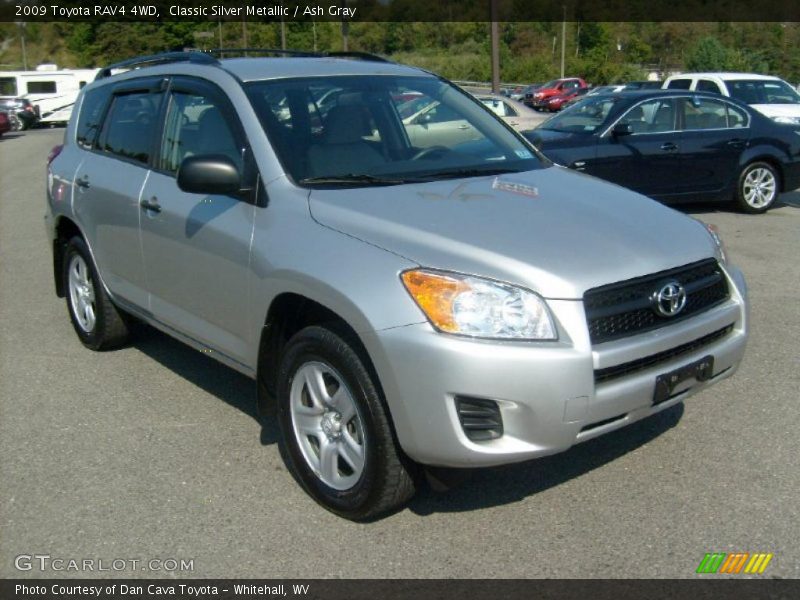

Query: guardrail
left=452, top=80, right=529, bottom=91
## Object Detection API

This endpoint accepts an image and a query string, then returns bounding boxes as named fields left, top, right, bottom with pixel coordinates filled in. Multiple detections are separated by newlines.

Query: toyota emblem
left=653, top=281, right=687, bottom=317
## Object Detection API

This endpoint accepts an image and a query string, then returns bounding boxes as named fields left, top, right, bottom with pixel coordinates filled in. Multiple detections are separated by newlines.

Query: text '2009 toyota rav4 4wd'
left=46, top=50, right=748, bottom=520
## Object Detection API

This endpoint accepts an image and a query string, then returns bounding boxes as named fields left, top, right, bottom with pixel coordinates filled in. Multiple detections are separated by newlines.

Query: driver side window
left=618, top=99, right=675, bottom=134
left=160, top=89, right=243, bottom=175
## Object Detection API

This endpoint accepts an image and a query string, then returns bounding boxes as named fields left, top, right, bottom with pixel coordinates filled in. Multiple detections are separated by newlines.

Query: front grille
left=584, top=259, right=729, bottom=345
left=594, top=324, right=734, bottom=384
left=455, top=396, right=503, bottom=442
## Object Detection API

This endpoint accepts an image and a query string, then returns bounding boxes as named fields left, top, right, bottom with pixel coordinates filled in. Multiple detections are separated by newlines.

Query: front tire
left=736, top=161, right=779, bottom=214
left=276, top=326, right=415, bottom=520
left=63, top=237, right=129, bottom=350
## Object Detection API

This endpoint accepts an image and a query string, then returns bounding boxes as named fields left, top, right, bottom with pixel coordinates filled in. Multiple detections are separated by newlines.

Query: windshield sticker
left=515, top=149, right=534, bottom=159
left=492, top=177, right=539, bottom=198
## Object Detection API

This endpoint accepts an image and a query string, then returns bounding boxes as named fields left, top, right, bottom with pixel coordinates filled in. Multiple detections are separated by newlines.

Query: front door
left=139, top=77, right=257, bottom=365
left=590, top=97, right=684, bottom=198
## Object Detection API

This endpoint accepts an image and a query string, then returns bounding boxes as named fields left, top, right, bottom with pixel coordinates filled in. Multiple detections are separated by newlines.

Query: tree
left=685, top=36, right=732, bottom=71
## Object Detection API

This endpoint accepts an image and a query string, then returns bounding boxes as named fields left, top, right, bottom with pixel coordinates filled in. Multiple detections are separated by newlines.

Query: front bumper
left=364, top=265, right=748, bottom=468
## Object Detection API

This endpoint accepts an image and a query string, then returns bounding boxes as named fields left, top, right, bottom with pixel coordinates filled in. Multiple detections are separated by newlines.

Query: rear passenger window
left=76, top=87, right=111, bottom=149
left=99, top=91, right=162, bottom=165
left=667, top=79, right=692, bottom=90
left=682, top=97, right=730, bottom=130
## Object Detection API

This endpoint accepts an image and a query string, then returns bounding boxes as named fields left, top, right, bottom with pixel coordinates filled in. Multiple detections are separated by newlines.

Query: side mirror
left=177, top=155, right=241, bottom=195
left=612, top=123, right=634, bottom=137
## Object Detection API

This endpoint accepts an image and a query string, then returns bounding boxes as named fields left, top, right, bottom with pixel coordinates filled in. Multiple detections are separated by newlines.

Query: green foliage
left=685, top=36, right=732, bottom=71
left=1, top=22, right=799, bottom=84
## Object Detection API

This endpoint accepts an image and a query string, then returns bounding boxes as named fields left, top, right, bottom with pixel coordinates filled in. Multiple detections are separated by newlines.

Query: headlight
left=705, top=222, right=728, bottom=264
left=401, top=270, right=557, bottom=340
left=772, top=116, right=800, bottom=125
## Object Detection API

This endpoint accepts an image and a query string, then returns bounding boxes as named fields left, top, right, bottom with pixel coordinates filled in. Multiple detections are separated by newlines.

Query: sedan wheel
left=737, top=162, right=779, bottom=214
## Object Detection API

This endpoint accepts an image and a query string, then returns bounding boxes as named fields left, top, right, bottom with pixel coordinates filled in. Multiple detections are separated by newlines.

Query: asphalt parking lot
left=1, top=128, right=798, bottom=579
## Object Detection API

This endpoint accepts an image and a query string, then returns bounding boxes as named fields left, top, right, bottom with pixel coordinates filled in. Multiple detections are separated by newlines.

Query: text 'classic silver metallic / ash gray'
left=45, top=51, right=748, bottom=520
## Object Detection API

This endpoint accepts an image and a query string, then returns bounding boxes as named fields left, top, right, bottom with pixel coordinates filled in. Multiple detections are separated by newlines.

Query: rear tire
left=276, top=325, right=415, bottom=520
left=736, top=161, right=779, bottom=214
left=63, top=236, right=129, bottom=350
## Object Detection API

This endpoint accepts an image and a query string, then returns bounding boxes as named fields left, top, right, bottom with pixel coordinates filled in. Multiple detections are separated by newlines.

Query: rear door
left=73, top=78, right=163, bottom=308
left=675, top=96, right=750, bottom=197
left=139, top=77, right=257, bottom=365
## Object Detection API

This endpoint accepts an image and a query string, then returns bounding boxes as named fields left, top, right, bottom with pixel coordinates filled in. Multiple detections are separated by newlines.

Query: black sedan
left=523, top=90, right=800, bottom=213
left=0, top=96, right=39, bottom=131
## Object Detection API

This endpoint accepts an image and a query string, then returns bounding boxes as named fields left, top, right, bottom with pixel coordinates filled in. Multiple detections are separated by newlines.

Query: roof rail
left=207, top=48, right=391, bottom=63
left=320, top=51, right=391, bottom=63
left=94, top=51, right=219, bottom=80
left=207, top=48, right=319, bottom=58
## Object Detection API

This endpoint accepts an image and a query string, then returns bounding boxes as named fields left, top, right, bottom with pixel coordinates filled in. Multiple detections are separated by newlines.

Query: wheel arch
left=52, top=216, right=84, bottom=297
left=256, top=292, right=386, bottom=418
left=739, top=151, right=785, bottom=192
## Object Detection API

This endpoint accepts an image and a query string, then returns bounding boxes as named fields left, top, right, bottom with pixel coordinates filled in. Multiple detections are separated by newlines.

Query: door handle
left=457, top=124, right=470, bottom=130
left=660, top=142, right=678, bottom=152
left=140, top=197, right=161, bottom=213
left=75, top=176, right=90, bottom=189
left=727, top=139, right=747, bottom=148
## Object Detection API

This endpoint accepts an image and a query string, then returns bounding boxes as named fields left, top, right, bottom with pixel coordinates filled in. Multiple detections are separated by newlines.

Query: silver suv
left=46, top=51, right=748, bottom=520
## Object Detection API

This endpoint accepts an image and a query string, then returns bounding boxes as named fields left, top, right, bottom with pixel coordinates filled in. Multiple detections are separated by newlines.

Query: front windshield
left=727, top=79, right=800, bottom=105
left=539, top=96, right=620, bottom=133
left=246, top=75, right=544, bottom=185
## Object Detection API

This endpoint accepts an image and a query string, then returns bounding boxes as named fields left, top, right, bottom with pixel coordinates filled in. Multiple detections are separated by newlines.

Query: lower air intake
left=455, top=396, right=503, bottom=442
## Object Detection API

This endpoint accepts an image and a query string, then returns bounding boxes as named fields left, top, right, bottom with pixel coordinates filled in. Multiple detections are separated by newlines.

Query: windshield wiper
left=419, top=166, right=521, bottom=181
left=299, top=174, right=424, bottom=186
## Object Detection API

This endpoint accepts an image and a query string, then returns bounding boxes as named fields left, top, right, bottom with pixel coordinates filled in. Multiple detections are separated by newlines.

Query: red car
left=0, top=111, right=11, bottom=137
left=527, top=78, right=588, bottom=110
left=544, top=87, right=591, bottom=111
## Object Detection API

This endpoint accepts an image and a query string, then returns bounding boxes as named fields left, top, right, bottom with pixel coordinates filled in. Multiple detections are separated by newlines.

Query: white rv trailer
left=0, top=65, right=99, bottom=125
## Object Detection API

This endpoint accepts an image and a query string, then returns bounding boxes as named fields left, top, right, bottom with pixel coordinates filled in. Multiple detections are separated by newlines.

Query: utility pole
left=341, top=1, right=349, bottom=51
left=312, top=20, right=317, bottom=52
left=18, top=22, right=28, bottom=70
left=242, top=21, right=248, bottom=53
left=560, top=5, right=566, bottom=78
left=279, top=0, right=286, bottom=49
left=490, top=0, right=500, bottom=93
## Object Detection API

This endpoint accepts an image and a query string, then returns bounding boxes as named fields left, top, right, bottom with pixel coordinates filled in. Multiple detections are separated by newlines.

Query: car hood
left=307, top=166, right=717, bottom=299
left=526, top=128, right=596, bottom=148
left=750, top=103, right=800, bottom=118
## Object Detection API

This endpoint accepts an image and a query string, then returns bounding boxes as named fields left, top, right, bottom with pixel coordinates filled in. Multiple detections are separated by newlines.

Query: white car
left=663, top=72, right=800, bottom=125
left=477, top=94, right=545, bottom=131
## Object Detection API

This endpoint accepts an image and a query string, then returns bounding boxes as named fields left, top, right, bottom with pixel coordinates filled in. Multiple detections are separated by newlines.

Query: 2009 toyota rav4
left=46, top=51, right=748, bottom=520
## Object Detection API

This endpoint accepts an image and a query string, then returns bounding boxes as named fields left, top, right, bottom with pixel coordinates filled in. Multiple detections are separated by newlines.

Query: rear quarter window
left=76, top=87, right=112, bottom=149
